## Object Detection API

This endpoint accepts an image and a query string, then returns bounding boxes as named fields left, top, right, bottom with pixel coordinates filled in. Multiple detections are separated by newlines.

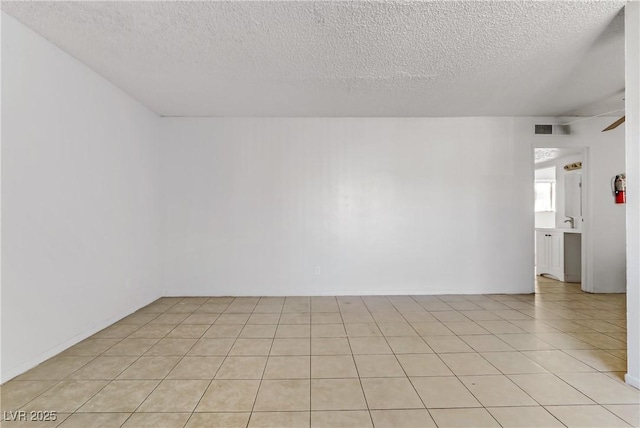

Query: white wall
left=530, top=118, right=626, bottom=293
left=0, top=10, right=4, bottom=384
left=161, top=117, right=535, bottom=296
left=1, top=13, right=161, bottom=382
left=624, top=1, right=639, bottom=390
left=162, top=117, right=625, bottom=297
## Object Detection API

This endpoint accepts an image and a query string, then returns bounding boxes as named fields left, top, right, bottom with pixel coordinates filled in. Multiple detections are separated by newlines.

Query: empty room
left=1, top=1, right=639, bottom=427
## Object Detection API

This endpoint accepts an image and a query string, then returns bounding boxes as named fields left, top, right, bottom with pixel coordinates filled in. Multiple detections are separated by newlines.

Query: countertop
left=535, top=227, right=582, bottom=234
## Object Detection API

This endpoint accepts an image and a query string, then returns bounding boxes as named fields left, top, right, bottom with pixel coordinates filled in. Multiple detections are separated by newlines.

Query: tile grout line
left=369, top=295, right=436, bottom=423
left=33, top=299, right=184, bottom=426
left=175, top=296, right=234, bottom=428
left=245, top=296, right=284, bottom=427
left=117, top=297, right=210, bottom=428
left=340, top=295, right=375, bottom=427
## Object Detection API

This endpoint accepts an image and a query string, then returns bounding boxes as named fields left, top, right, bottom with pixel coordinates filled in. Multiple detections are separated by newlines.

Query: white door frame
left=532, top=146, right=591, bottom=293
left=580, top=147, right=593, bottom=293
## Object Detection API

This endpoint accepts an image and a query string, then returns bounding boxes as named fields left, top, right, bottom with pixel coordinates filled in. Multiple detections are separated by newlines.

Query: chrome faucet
left=564, top=217, right=575, bottom=229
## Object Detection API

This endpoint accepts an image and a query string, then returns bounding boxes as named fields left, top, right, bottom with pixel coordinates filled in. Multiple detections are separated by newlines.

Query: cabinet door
left=548, top=232, right=565, bottom=280
left=536, top=231, right=549, bottom=274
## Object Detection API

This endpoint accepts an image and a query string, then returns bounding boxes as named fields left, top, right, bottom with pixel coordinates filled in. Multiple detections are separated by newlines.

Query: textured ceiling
left=2, top=1, right=626, bottom=117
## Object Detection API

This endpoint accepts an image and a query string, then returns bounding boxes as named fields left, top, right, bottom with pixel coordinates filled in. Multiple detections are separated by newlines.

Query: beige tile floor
left=2, top=277, right=639, bottom=427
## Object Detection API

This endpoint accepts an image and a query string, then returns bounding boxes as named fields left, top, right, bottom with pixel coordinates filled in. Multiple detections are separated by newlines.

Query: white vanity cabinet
left=535, top=228, right=581, bottom=283
left=536, top=230, right=564, bottom=280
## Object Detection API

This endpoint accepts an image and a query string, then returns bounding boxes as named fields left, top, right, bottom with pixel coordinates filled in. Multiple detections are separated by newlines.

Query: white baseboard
left=1, top=295, right=160, bottom=384
left=625, top=373, right=640, bottom=390
left=164, top=286, right=534, bottom=297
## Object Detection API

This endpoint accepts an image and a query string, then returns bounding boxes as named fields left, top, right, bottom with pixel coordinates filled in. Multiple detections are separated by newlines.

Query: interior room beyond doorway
left=534, top=148, right=585, bottom=289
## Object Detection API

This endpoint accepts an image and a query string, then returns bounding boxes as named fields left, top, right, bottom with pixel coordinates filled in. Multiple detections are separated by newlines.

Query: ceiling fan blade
left=602, top=116, right=625, bottom=132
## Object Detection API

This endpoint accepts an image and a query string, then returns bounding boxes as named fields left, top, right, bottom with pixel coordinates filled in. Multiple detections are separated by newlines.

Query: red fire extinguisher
left=613, top=174, right=626, bottom=204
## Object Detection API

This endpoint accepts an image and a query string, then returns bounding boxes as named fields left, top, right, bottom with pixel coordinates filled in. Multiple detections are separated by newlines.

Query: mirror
left=565, top=172, right=582, bottom=219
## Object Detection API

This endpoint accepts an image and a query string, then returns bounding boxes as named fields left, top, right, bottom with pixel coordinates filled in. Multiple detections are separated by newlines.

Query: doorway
left=533, top=147, right=589, bottom=293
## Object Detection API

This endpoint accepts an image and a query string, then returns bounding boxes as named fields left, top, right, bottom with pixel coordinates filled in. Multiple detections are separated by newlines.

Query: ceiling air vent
left=535, top=124, right=570, bottom=135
